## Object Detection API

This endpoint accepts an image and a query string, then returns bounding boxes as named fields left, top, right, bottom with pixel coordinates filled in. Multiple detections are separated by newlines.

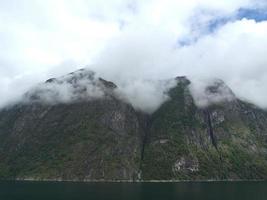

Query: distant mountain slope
left=0, top=69, right=266, bottom=181
left=141, top=77, right=267, bottom=180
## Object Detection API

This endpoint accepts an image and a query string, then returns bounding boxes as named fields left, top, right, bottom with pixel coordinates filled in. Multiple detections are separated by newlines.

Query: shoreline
left=2, top=178, right=265, bottom=183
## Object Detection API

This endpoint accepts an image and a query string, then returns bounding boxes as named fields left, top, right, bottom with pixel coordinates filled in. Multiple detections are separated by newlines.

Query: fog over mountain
left=19, top=68, right=176, bottom=113
left=1, top=0, right=267, bottom=111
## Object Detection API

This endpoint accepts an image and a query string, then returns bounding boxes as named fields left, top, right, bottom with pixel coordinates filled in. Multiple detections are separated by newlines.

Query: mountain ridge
left=0, top=69, right=267, bottom=181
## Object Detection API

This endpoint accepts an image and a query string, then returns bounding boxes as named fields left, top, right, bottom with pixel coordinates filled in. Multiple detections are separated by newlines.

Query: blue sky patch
left=177, top=7, right=267, bottom=47
left=207, top=17, right=231, bottom=33
left=237, top=8, right=267, bottom=22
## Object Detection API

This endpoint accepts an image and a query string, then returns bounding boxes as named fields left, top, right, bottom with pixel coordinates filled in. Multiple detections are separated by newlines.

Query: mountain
left=0, top=69, right=267, bottom=181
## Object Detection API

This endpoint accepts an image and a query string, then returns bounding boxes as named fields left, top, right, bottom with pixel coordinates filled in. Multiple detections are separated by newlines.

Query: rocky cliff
left=0, top=69, right=267, bottom=181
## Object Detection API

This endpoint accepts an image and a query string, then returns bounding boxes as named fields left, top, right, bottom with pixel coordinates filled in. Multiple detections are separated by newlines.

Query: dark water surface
left=0, top=181, right=266, bottom=200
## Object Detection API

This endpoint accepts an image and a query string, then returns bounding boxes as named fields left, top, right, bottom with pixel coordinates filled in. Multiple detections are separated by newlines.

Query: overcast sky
left=1, top=0, right=267, bottom=109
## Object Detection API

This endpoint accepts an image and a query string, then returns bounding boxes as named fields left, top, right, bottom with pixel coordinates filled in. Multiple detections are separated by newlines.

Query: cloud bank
left=1, top=0, right=267, bottom=111
left=21, top=68, right=177, bottom=114
left=23, top=69, right=105, bottom=105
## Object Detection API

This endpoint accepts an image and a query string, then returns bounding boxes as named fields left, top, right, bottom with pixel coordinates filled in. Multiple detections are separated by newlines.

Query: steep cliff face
left=0, top=69, right=145, bottom=180
left=141, top=78, right=267, bottom=180
left=0, top=70, right=267, bottom=181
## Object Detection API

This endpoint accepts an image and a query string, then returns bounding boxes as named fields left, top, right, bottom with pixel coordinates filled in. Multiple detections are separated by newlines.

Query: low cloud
left=23, top=69, right=105, bottom=105
left=189, top=78, right=235, bottom=108
left=20, top=68, right=177, bottom=114
left=115, top=79, right=177, bottom=113
left=1, top=0, right=267, bottom=112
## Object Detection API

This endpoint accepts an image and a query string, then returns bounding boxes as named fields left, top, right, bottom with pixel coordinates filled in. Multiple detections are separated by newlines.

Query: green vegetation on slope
left=0, top=76, right=267, bottom=180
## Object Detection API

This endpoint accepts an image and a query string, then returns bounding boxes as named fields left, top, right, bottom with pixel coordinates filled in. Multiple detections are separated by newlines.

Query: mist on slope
left=23, top=69, right=105, bottom=105
left=19, top=67, right=178, bottom=114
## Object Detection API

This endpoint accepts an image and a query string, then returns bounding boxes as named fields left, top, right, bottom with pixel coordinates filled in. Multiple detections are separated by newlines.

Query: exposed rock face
left=0, top=71, right=267, bottom=181
left=0, top=100, right=145, bottom=180
left=0, top=69, right=144, bottom=180
left=141, top=79, right=267, bottom=180
left=172, top=156, right=199, bottom=173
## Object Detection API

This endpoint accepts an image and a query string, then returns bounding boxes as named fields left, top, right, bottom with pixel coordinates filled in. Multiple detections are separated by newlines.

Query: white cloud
left=176, top=19, right=267, bottom=108
left=1, top=0, right=267, bottom=111
left=23, top=69, right=105, bottom=105
left=115, top=79, right=177, bottom=113
left=189, top=78, right=235, bottom=108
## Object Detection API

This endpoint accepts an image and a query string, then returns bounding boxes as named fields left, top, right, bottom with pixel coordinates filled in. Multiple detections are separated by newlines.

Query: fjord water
left=0, top=181, right=266, bottom=200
